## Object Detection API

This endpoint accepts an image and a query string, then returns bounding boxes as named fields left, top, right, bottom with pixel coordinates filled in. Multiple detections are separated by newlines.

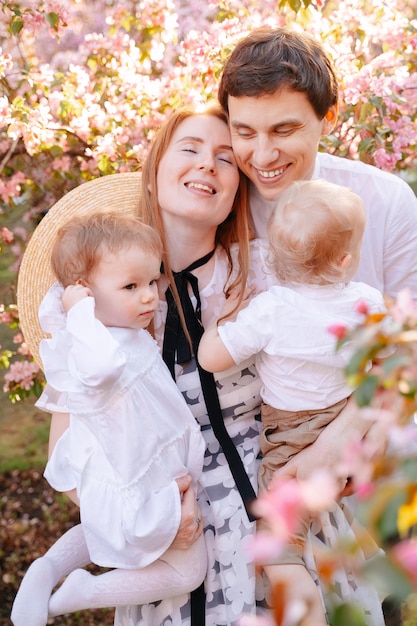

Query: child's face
left=87, top=246, right=160, bottom=329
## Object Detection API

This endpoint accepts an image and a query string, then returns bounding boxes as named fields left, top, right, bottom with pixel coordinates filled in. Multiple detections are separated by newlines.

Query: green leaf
left=345, top=345, right=372, bottom=376
left=401, top=458, right=417, bottom=482
left=45, top=12, right=59, bottom=29
left=375, top=489, right=407, bottom=540
left=353, top=375, right=379, bottom=406
left=10, top=16, right=23, bottom=35
left=363, top=553, right=413, bottom=602
left=382, top=354, right=410, bottom=375
left=330, top=602, right=368, bottom=626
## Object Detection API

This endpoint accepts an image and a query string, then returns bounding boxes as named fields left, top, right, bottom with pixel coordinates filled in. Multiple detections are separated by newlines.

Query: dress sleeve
left=65, top=298, right=126, bottom=388
left=247, top=238, right=279, bottom=293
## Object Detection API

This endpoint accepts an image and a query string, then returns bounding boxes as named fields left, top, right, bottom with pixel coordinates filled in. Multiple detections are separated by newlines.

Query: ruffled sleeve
left=38, top=286, right=125, bottom=392
left=65, top=298, right=126, bottom=389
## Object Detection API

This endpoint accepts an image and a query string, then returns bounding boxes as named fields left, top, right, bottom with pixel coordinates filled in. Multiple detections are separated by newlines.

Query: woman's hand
left=170, top=475, right=203, bottom=550
left=220, top=285, right=255, bottom=322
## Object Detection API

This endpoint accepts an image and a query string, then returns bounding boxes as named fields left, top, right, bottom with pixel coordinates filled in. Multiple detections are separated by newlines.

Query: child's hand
left=62, top=284, right=92, bottom=312
left=220, top=285, right=255, bottom=321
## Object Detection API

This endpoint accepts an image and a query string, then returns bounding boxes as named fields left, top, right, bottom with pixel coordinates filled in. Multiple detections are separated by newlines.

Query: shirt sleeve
left=382, top=182, right=417, bottom=298
left=218, top=292, right=272, bottom=364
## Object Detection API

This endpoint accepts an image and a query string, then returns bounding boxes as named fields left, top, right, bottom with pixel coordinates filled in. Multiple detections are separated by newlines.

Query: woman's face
left=156, top=114, right=240, bottom=230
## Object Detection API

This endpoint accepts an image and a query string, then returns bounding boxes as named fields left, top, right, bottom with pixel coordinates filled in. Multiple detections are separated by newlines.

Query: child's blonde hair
left=51, top=211, right=163, bottom=287
left=267, top=179, right=366, bottom=285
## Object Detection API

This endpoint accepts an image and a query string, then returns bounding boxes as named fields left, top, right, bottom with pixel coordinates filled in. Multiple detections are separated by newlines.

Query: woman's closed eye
left=218, top=153, right=234, bottom=164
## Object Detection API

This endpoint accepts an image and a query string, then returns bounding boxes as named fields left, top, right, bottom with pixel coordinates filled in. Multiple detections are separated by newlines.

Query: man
left=218, top=27, right=417, bottom=298
left=218, top=26, right=415, bottom=626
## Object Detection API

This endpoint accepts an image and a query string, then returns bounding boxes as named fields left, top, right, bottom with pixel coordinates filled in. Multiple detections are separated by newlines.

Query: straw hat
left=17, top=172, right=142, bottom=368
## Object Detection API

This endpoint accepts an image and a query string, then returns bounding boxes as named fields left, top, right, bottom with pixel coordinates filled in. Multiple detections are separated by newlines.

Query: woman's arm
left=274, top=396, right=388, bottom=494
left=48, top=412, right=80, bottom=506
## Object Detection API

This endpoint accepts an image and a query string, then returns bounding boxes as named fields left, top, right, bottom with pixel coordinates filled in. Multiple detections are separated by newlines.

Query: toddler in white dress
left=11, top=211, right=206, bottom=625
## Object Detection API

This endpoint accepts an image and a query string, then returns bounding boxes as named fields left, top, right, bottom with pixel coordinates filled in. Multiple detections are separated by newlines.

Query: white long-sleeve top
left=37, top=282, right=205, bottom=569
left=250, top=152, right=417, bottom=298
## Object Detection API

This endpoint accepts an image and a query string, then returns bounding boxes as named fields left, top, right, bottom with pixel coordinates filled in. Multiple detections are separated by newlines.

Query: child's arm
left=63, top=285, right=126, bottom=388
left=198, top=321, right=236, bottom=373
left=198, top=286, right=254, bottom=373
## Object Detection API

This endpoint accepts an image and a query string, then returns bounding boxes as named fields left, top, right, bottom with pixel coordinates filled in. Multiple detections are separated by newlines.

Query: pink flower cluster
left=3, top=359, right=40, bottom=392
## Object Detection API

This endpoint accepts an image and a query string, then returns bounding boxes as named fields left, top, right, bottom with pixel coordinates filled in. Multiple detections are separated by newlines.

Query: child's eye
left=124, top=283, right=136, bottom=290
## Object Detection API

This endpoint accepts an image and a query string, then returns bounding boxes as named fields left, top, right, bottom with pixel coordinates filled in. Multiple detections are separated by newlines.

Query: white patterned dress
left=114, top=239, right=384, bottom=626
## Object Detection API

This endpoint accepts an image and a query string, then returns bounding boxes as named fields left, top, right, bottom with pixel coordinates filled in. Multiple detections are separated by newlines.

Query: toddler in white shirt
left=198, top=179, right=386, bottom=625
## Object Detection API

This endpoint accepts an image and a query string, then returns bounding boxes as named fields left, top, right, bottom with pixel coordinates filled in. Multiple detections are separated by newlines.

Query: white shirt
left=218, top=281, right=385, bottom=411
left=250, top=152, right=417, bottom=298
left=37, top=282, right=205, bottom=569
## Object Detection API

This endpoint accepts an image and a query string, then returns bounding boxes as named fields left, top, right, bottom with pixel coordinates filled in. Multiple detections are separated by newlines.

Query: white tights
left=11, top=523, right=206, bottom=625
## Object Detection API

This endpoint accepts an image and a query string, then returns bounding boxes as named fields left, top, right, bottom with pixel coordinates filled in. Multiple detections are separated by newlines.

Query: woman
left=19, top=105, right=384, bottom=625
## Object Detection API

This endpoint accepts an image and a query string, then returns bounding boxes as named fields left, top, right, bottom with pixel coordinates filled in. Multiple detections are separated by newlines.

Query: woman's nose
left=198, top=155, right=216, bottom=173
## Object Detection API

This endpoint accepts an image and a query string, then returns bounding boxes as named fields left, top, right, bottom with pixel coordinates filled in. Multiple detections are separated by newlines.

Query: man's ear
left=323, top=104, right=339, bottom=134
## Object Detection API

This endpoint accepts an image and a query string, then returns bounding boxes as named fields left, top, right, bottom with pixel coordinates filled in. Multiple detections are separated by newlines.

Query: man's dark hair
left=218, top=27, right=339, bottom=119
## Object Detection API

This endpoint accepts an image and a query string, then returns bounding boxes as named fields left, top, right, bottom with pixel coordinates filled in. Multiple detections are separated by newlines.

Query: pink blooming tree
left=1, top=0, right=416, bottom=398
left=1, top=2, right=417, bottom=623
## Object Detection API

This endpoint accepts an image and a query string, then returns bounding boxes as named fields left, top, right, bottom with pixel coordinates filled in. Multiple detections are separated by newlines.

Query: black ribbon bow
left=162, top=249, right=257, bottom=624
left=162, top=250, right=257, bottom=520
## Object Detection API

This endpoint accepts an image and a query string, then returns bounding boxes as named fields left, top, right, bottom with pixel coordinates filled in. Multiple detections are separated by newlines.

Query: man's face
left=228, top=87, right=336, bottom=201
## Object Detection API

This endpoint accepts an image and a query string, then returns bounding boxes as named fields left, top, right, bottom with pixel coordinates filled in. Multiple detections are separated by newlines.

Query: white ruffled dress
left=36, top=282, right=205, bottom=570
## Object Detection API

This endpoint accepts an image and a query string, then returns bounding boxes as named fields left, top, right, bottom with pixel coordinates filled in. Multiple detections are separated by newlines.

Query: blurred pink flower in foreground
left=393, top=539, right=417, bottom=587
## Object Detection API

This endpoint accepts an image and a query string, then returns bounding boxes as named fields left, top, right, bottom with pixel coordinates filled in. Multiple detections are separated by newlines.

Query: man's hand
left=274, top=396, right=388, bottom=496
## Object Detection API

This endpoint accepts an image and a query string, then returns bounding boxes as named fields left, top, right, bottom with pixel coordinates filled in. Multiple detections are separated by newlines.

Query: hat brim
left=17, top=172, right=142, bottom=368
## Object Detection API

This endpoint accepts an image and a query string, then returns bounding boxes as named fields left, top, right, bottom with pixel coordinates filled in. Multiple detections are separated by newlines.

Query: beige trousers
left=258, top=397, right=348, bottom=565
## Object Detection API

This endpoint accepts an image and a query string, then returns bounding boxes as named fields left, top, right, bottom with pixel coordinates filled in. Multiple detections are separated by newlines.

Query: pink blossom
left=336, top=435, right=380, bottom=490
left=327, top=322, right=348, bottom=340
left=1, top=227, right=14, bottom=244
left=238, top=615, right=275, bottom=626
left=391, top=289, right=417, bottom=325
left=373, top=148, right=400, bottom=171
left=298, top=469, right=339, bottom=512
left=355, top=299, right=369, bottom=315
left=252, top=477, right=304, bottom=539
left=245, top=530, right=285, bottom=563
left=17, top=343, right=32, bottom=357
left=392, top=539, right=417, bottom=587
left=3, top=360, right=40, bottom=392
